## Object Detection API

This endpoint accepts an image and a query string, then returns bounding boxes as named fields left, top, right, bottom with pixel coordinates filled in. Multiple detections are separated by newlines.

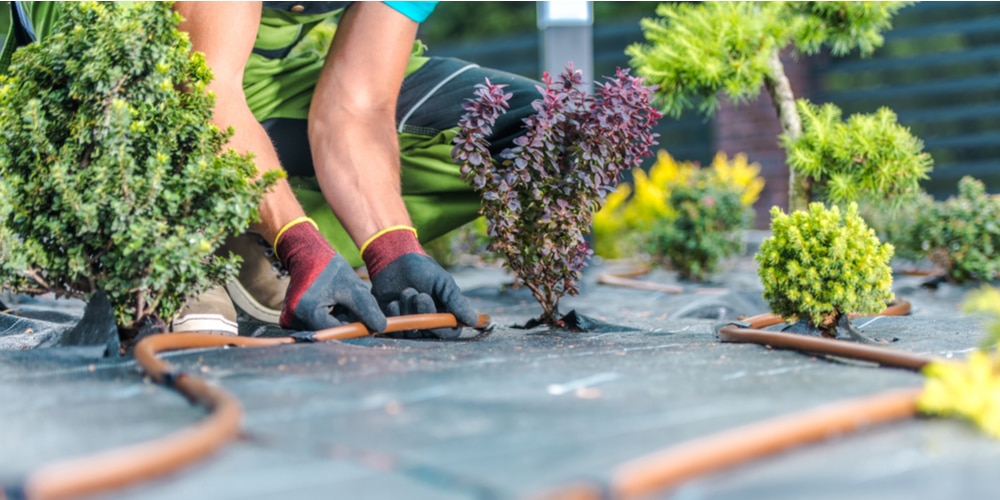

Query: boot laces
left=258, top=236, right=289, bottom=279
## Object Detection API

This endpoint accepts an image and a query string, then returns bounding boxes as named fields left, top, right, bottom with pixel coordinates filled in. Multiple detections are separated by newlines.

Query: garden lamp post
left=537, top=0, right=593, bottom=92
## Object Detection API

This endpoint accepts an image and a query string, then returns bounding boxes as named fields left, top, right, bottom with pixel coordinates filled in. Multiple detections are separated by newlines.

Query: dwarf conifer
left=0, top=2, right=279, bottom=332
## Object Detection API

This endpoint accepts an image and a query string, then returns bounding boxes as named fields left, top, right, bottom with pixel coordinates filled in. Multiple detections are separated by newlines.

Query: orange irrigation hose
left=596, top=271, right=684, bottom=294
left=20, top=378, right=243, bottom=500
left=532, top=299, right=935, bottom=500
left=736, top=299, right=915, bottom=334
left=898, top=268, right=941, bottom=277
left=595, top=266, right=746, bottom=295
left=598, top=263, right=654, bottom=279
left=611, top=387, right=922, bottom=499
left=596, top=264, right=684, bottom=295
left=533, top=387, right=923, bottom=500
left=723, top=300, right=930, bottom=371
left=718, top=325, right=932, bottom=371
left=6, top=313, right=489, bottom=500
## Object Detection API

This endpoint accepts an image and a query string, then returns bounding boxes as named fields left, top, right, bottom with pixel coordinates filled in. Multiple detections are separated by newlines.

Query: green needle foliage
left=783, top=101, right=932, bottom=206
left=756, top=203, right=894, bottom=337
left=904, top=177, right=1000, bottom=283
left=627, top=1, right=905, bottom=118
left=628, top=1, right=919, bottom=211
left=627, top=1, right=789, bottom=118
left=0, top=2, right=279, bottom=331
left=788, top=1, right=905, bottom=57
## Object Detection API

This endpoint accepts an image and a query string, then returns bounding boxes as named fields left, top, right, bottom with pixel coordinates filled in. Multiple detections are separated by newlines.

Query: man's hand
left=363, top=227, right=478, bottom=338
left=277, top=218, right=387, bottom=332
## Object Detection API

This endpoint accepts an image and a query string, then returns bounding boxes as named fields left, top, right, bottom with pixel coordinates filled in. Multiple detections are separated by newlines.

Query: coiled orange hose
left=1, top=298, right=937, bottom=500
left=5, top=313, right=489, bottom=500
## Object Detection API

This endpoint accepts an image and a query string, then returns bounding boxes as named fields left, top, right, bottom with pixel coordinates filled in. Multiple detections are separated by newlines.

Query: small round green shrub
left=756, top=202, right=894, bottom=336
left=903, top=177, right=1000, bottom=283
left=651, top=182, right=747, bottom=281
left=857, top=191, right=935, bottom=264
left=0, top=2, right=278, bottom=331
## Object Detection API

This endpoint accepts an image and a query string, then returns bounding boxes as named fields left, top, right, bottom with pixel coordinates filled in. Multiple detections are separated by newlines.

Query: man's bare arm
left=307, top=2, right=419, bottom=249
left=173, top=1, right=304, bottom=244
left=171, top=2, right=390, bottom=332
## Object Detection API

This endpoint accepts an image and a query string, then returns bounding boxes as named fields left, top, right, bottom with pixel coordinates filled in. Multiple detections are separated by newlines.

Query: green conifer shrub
left=650, top=179, right=748, bottom=282
left=783, top=102, right=932, bottom=206
left=901, top=177, right=1000, bottom=283
left=0, top=2, right=279, bottom=333
left=857, top=192, right=935, bottom=264
left=756, top=203, right=894, bottom=337
left=627, top=1, right=927, bottom=211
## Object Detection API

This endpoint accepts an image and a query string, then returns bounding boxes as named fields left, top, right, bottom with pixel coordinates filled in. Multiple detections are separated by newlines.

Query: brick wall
left=714, top=50, right=813, bottom=228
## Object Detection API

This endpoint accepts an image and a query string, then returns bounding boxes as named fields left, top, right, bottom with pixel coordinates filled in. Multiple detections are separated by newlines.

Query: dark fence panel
left=814, top=2, right=1000, bottom=198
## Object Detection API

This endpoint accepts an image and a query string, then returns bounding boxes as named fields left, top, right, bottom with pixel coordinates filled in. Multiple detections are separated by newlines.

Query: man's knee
left=397, top=57, right=538, bottom=154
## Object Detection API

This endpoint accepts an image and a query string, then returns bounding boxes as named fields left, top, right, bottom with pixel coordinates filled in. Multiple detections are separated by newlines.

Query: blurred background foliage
left=420, top=1, right=1000, bottom=203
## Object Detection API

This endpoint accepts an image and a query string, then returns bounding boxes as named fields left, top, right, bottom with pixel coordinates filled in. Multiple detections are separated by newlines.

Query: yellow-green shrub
left=756, top=202, right=894, bottom=337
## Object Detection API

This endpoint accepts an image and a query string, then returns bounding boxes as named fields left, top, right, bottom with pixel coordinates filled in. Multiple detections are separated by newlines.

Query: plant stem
left=764, top=48, right=811, bottom=212
left=80, top=75, right=129, bottom=171
left=525, top=280, right=560, bottom=327
left=136, top=289, right=146, bottom=328
left=23, top=269, right=52, bottom=292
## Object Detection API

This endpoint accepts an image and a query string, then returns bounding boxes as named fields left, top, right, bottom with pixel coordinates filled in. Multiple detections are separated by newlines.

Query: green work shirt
left=0, top=1, right=61, bottom=74
left=246, top=2, right=435, bottom=121
left=0, top=1, right=436, bottom=121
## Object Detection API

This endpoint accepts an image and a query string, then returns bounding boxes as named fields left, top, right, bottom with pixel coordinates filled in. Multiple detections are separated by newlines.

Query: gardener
left=2, top=1, right=537, bottom=337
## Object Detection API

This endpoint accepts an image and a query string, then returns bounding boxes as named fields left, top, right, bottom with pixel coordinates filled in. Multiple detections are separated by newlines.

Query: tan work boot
left=219, top=230, right=288, bottom=325
left=169, top=286, right=239, bottom=335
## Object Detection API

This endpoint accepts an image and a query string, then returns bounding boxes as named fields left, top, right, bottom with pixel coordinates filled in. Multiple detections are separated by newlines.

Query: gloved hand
left=275, top=217, right=387, bottom=332
left=362, top=226, right=478, bottom=339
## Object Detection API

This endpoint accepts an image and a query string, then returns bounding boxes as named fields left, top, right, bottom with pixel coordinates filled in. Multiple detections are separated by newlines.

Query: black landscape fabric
left=1, top=262, right=997, bottom=499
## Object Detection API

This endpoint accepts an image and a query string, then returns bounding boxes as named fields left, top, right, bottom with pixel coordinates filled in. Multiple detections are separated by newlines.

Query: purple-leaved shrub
left=452, top=66, right=661, bottom=326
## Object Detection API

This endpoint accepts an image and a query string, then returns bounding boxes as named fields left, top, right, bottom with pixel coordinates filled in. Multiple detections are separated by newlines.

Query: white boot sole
left=170, top=313, right=239, bottom=336
left=226, top=280, right=282, bottom=325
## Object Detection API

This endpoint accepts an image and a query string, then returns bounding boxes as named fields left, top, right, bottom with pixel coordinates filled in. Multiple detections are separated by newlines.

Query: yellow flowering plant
left=707, top=152, right=765, bottom=208
left=919, top=350, right=1000, bottom=438
left=592, top=150, right=763, bottom=261
left=919, top=285, right=1000, bottom=437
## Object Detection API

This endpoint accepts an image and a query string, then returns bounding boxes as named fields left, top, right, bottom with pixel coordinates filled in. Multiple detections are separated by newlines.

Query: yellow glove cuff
left=273, top=216, right=319, bottom=260
left=360, top=225, right=418, bottom=256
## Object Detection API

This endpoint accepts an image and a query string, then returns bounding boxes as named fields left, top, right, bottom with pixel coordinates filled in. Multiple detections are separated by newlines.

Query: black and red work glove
left=275, top=217, right=387, bottom=332
left=362, top=226, right=478, bottom=338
